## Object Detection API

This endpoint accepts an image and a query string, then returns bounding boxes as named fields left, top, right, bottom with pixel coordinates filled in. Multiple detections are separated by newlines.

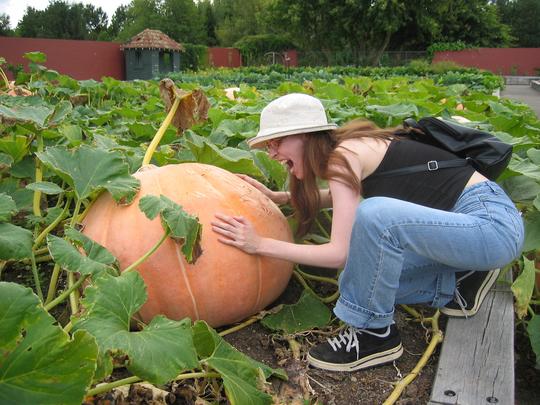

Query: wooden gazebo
left=121, top=29, right=184, bottom=80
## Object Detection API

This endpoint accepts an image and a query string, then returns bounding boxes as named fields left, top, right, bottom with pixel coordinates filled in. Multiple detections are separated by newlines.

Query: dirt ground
left=222, top=277, right=438, bottom=405
left=4, top=263, right=540, bottom=404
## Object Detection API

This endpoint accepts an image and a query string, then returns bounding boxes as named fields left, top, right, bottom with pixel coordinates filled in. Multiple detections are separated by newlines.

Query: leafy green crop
left=1, top=52, right=539, bottom=402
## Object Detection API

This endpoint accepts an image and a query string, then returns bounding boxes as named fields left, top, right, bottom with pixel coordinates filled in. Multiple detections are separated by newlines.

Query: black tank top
left=362, top=139, right=475, bottom=211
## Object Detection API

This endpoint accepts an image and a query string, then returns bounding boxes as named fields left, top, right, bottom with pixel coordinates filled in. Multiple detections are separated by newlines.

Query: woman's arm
left=212, top=178, right=359, bottom=268
left=236, top=174, right=290, bottom=205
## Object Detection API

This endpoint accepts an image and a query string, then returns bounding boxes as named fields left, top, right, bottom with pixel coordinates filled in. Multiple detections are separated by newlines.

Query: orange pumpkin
left=82, top=163, right=294, bottom=327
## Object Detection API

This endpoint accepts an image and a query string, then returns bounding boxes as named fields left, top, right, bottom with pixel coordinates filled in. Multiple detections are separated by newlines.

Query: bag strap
left=369, top=158, right=470, bottom=179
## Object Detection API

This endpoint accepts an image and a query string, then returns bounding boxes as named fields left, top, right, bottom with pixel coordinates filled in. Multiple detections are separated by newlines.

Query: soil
left=3, top=263, right=540, bottom=404
left=221, top=276, right=438, bottom=405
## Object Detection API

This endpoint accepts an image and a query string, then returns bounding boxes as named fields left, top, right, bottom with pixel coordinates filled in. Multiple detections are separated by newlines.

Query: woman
left=211, top=93, right=524, bottom=372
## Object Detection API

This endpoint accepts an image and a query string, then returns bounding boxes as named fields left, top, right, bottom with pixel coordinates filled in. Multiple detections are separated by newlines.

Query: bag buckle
left=427, top=160, right=439, bottom=171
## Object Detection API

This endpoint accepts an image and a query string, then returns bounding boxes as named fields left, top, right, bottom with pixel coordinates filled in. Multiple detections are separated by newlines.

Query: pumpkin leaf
left=193, top=321, right=286, bottom=405
left=26, top=181, right=65, bottom=195
left=64, top=228, right=118, bottom=267
left=0, top=153, right=13, bottom=170
left=46, top=233, right=117, bottom=276
left=0, top=282, right=98, bottom=405
left=159, top=79, right=210, bottom=132
left=261, top=290, right=332, bottom=334
left=523, top=211, right=540, bottom=252
left=511, top=258, right=536, bottom=319
left=0, top=101, right=54, bottom=128
left=138, top=194, right=202, bottom=263
left=0, top=135, right=30, bottom=163
left=0, top=193, right=17, bottom=222
left=36, top=145, right=140, bottom=204
left=527, top=315, right=540, bottom=369
left=0, top=223, right=33, bottom=260
left=186, top=134, right=264, bottom=178
left=72, top=272, right=199, bottom=385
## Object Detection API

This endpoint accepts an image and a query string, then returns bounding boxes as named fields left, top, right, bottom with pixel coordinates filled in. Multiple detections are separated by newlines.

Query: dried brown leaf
left=159, top=79, right=209, bottom=134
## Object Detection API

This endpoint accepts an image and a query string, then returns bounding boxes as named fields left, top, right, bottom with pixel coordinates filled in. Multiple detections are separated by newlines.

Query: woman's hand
left=211, top=213, right=262, bottom=254
left=236, top=174, right=289, bottom=205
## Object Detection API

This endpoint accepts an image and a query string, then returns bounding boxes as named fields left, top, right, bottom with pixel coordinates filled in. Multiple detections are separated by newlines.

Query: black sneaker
left=440, top=269, right=500, bottom=318
left=307, top=324, right=403, bottom=372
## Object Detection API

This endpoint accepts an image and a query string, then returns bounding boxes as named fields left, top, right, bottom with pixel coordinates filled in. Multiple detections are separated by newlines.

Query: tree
left=161, top=0, right=205, bottom=43
left=497, top=0, right=540, bottom=47
left=16, top=1, right=108, bottom=40
left=114, top=0, right=163, bottom=41
left=212, top=0, right=266, bottom=46
left=264, top=0, right=408, bottom=65
left=199, top=0, right=219, bottom=46
left=0, top=13, right=13, bottom=36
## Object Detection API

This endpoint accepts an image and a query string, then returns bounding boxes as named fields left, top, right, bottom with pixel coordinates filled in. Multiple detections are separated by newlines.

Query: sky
left=0, top=0, right=132, bottom=28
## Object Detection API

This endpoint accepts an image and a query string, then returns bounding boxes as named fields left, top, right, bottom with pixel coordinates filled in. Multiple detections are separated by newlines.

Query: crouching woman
left=211, top=93, right=524, bottom=372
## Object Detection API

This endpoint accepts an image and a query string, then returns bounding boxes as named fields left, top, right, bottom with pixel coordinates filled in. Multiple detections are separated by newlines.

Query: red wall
left=433, top=48, right=540, bottom=76
left=208, top=47, right=242, bottom=68
left=0, top=36, right=124, bottom=80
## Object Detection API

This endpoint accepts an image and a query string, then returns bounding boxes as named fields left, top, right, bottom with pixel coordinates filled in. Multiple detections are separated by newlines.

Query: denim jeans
left=334, top=181, right=524, bottom=329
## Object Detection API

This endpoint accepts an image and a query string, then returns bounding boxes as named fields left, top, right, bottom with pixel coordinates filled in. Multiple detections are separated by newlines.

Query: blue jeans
left=334, top=181, right=524, bottom=329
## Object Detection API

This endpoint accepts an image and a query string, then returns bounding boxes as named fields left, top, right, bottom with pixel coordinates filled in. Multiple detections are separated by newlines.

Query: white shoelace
left=327, top=325, right=391, bottom=359
left=453, top=270, right=475, bottom=317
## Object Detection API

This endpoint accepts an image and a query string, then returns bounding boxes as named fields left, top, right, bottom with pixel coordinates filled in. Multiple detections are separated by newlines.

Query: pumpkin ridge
left=152, top=166, right=200, bottom=321
left=173, top=242, right=200, bottom=320
left=254, top=255, right=263, bottom=310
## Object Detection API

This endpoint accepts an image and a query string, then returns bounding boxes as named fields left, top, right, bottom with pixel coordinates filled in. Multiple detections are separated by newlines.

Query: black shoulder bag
left=372, top=117, right=513, bottom=181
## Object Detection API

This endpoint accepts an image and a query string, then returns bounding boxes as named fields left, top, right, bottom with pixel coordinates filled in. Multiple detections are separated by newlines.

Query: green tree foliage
left=0, top=13, right=13, bottom=36
left=265, top=0, right=408, bottom=64
left=212, top=0, right=267, bottom=46
left=16, top=1, right=108, bottom=40
left=497, top=0, right=540, bottom=47
left=391, top=0, right=512, bottom=50
left=199, top=0, right=219, bottom=46
left=114, top=0, right=205, bottom=44
left=264, top=0, right=511, bottom=65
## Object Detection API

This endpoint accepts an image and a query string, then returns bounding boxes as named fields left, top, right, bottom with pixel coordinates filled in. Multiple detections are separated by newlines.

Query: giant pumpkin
left=82, top=163, right=293, bottom=327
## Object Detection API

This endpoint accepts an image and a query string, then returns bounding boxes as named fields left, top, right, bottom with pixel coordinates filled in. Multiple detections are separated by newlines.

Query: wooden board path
left=429, top=272, right=514, bottom=405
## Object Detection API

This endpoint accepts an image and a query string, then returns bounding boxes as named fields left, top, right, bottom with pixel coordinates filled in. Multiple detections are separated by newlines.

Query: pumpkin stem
left=123, top=230, right=171, bottom=273
left=29, top=252, right=44, bottom=302
left=32, top=134, right=44, bottom=217
left=45, top=274, right=89, bottom=312
left=141, top=94, right=182, bottom=166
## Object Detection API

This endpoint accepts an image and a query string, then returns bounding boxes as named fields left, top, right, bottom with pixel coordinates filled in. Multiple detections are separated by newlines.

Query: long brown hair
left=290, top=119, right=402, bottom=236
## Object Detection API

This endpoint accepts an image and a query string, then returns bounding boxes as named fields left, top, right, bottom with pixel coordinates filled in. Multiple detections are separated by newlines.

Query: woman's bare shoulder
left=335, top=138, right=390, bottom=178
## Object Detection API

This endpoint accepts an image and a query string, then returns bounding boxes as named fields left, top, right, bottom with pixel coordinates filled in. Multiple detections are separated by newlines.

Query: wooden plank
left=429, top=275, right=514, bottom=405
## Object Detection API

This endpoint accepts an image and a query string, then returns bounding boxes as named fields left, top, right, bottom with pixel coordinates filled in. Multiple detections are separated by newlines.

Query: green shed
left=121, top=29, right=184, bottom=80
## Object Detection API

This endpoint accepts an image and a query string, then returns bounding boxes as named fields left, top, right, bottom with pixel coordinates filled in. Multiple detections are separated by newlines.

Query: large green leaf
left=208, top=118, right=259, bottom=146
left=0, top=193, right=17, bottom=222
left=73, top=272, right=199, bottom=385
left=138, top=194, right=202, bottom=263
left=261, top=290, right=332, bottom=334
left=511, top=258, right=536, bottom=319
left=193, top=321, right=286, bottom=405
left=0, top=153, right=13, bottom=170
left=186, top=134, right=263, bottom=177
left=26, top=181, right=65, bottom=195
left=0, top=135, right=29, bottom=163
left=0, top=282, right=98, bottom=405
left=523, top=211, right=540, bottom=252
left=502, top=176, right=540, bottom=203
left=0, top=103, right=54, bottom=127
left=0, top=223, right=33, bottom=260
left=527, top=315, right=540, bottom=369
left=47, top=230, right=118, bottom=277
left=36, top=145, right=140, bottom=203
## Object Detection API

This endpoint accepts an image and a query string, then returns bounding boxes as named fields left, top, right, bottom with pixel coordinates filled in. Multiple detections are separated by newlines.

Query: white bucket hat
left=247, top=93, right=337, bottom=149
